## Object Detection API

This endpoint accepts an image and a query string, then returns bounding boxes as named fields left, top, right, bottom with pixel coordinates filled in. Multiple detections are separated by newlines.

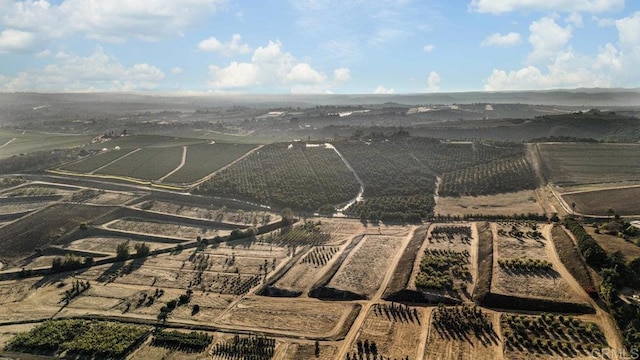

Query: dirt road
left=334, top=226, right=417, bottom=360
left=544, top=224, right=624, bottom=359
left=157, top=146, right=187, bottom=182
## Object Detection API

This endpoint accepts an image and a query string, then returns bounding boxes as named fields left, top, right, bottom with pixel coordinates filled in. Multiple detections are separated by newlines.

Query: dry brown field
left=216, top=296, right=356, bottom=337
left=435, top=190, right=544, bottom=217
left=585, top=227, right=640, bottom=260
left=273, top=245, right=343, bottom=294
left=423, top=308, right=501, bottom=360
left=492, top=222, right=580, bottom=302
left=327, top=235, right=405, bottom=298
left=105, top=218, right=226, bottom=239
left=84, top=191, right=137, bottom=205
left=407, top=223, right=477, bottom=301
left=135, top=199, right=279, bottom=225
left=345, top=304, right=426, bottom=360
left=562, top=186, right=640, bottom=216
left=64, top=237, right=172, bottom=254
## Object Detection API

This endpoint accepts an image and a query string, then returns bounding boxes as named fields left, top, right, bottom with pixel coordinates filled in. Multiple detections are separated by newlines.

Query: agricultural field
left=326, top=235, right=406, bottom=299
left=491, top=221, right=581, bottom=302
left=562, top=186, right=640, bottom=216
left=217, top=296, right=357, bottom=337
left=0, top=203, right=117, bottom=265
left=538, top=143, right=640, bottom=186
left=346, top=303, right=426, bottom=360
left=271, top=245, right=342, bottom=296
left=135, top=199, right=278, bottom=226
left=424, top=305, right=500, bottom=360
left=104, top=218, right=228, bottom=240
left=438, top=156, right=537, bottom=196
left=59, top=136, right=255, bottom=185
left=0, top=129, right=92, bottom=159
left=63, top=237, right=172, bottom=254
left=502, top=313, right=610, bottom=360
left=162, top=142, right=256, bottom=183
left=197, top=142, right=361, bottom=212
left=94, top=147, right=184, bottom=180
left=435, top=189, right=544, bottom=218
left=409, top=224, right=476, bottom=302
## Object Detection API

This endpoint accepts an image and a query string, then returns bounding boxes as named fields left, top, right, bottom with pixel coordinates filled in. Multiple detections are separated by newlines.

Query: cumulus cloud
left=0, top=29, right=37, bottom=53
left=481, top=32, right=522, bottom=47
left=0, top=47, right=165, bottom=91
left=198, top=34, right=251, bottom=55
left=333, top=67, right=351, bottom=82
left=469, top=0, right=623, bottom=14
left=373, top=85, right=394, bottom=94
left=528, top=17, right=572, bottom=63
left=171, top=67, right=183, bottom=75
left=426, top=71, right=441, bottom=92
left=0, top=0, right=227, bottom=51
left=423, top=44, right=435, bottom=53
left=208, top=40, right=345, bottom=92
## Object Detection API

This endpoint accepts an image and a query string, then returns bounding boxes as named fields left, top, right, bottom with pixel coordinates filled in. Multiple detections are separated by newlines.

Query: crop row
left=198, top=143, right=360, bottom=212
left=6, top=320, right=149, bottom=358
left=438, top=156, right=538, bottom=197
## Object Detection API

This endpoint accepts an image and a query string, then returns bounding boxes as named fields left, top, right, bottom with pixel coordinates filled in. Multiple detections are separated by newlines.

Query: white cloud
left=481, top=32, right=522, bottom=47
left=333, top=67, right=351, bottom=82
left=423, top=44, right=435, bottom=53
left=426, top=71, right=440, bottom=92
left=171, top=67, right=183, bottom=75
left=528, top=17, right=572, bottom=63
left=0, top=0, right=227, bottom=51
left=208, top=40, right=342, bottom=92
left=286, top=63, right=327, bottom=84
left=566, top=13, right=583, bottom=27
left=470, top=0, right=623, bottom=14
left=593, top=16, right=616, bottom=27
left=0, top=29, right=37, bottom=53
left=198, top=34, right=251, bottom=55
left=373, top=85, right=395, bottom=94
left=0, top=47, right=165, bottom=91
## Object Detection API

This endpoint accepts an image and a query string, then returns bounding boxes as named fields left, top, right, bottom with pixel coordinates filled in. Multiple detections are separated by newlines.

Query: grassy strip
left=550, top=225, right=597, bottom=296
left=382, top=225, right=429, bottom=300
left=472, top=222, right=493, bottom=303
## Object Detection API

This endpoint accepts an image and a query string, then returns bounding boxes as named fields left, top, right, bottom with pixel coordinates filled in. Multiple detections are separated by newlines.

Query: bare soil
left=492, top=222, right=581, bottom=302
left=64, top=237, right=172, bottom=254
left=216, top=296, right=354, bottom=337
left=424, top=310, right=502, bottom=360
left=346, top=305, right=426, bottom=360
left=274, top=246, right=343, bottom=294
left=276, top=342, right=337, bottom=360
left=328, top=235, right=405, bottom=298
left=105, top=218, right=227, bottom=239
left=435, top=190, right=544, bottom=217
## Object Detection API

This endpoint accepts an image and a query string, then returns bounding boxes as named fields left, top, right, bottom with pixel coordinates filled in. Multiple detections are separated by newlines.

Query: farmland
left=3, top=96, right=640, bottom=359
left=198, top=143, right=361, bottom=212
left=538, top=143, right=640, bottom=186
left=562, top=186, right=640, bottom=216
left=56, top=136, right=256, bottom=185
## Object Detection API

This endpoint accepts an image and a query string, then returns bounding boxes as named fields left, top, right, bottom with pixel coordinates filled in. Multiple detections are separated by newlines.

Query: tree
left=134, top=242, right=150, bottom=258
left=282, top=208, right=295, bottom=225
left=608, top=208, right=616, bottom=220
left=116, top=240, right=130, bottom=261
left=314, top=340, right=320, bottom=357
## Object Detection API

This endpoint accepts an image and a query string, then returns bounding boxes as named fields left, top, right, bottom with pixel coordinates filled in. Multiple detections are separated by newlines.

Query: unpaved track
left=0, top=138, right=16, bottom=149
left=188, top=144, right=264, bottom=189
left=544, top=224, right=623, bottom=359
left=157, top=146, right=187, bottom=182
left=334, top=226, right=417, bottom=360
left=89, top=148, right=140, bottom=174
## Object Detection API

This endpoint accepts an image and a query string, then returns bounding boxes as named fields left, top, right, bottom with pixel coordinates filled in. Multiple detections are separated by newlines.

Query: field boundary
left=46, top=169, right=189, bottom=191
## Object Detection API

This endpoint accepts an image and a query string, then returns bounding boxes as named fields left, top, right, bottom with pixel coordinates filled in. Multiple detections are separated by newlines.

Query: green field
left=163, top=142, right=256, bottom=183
left=59, top=136, right=256, bottom=184
left=538, top=143, right=640, bottom=185
left=94, top=147, right=183, bottom=180
left=0, top=129, right=92, bottom=159
left=59, top=149, right=137, bottom=173
left=197, top=143, right=360, bottom=211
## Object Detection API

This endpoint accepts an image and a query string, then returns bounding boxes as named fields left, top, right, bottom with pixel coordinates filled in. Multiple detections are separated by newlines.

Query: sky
left=0, top=0, right=639, bottom=94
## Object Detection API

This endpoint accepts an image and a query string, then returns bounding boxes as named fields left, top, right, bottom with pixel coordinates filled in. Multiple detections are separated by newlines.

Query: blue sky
left=0, top=0, right=638, bottom=93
